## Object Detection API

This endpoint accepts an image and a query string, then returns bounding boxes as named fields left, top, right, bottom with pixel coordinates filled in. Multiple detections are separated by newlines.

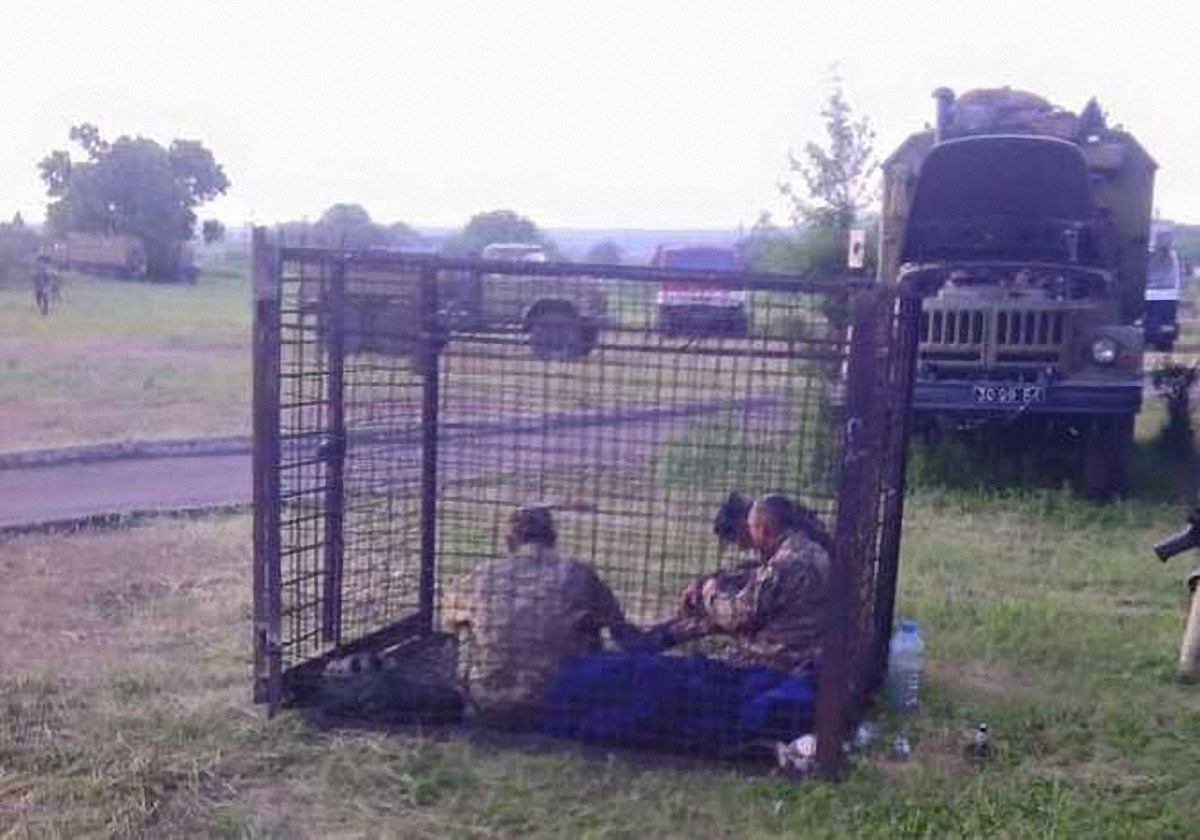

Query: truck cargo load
left=54, top=232, right=146, bottom=279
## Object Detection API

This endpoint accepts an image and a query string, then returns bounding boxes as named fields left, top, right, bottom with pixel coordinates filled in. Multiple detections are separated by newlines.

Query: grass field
left=2, top=482, right=1199, bottom=838
left=0, top=270, right=251, bottom=452
left=5, top=266, right=1200, bottom=836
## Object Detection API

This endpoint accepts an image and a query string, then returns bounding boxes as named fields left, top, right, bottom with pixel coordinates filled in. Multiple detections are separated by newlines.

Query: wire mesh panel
left=252, top=231, right=919, bottom=776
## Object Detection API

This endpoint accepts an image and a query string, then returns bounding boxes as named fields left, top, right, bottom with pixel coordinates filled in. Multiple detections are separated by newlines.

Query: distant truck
left=651, top=245, right=748, bottom=336
left=881, top=88, right=1156, bottom=497
left=1145, top=221, right=1183, bottom=352
left=52, top=232, right=199, bottom=282
left=54, top=232, right=146, bottom=278
left=471, top=242, right=606, bottom=359
left=338, top=242, right=608, bottom=362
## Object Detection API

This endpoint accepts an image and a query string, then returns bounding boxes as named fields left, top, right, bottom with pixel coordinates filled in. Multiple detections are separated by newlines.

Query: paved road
left=0, top=453, right=252, bottom=529
left=0, top=395, right=786, bottom=529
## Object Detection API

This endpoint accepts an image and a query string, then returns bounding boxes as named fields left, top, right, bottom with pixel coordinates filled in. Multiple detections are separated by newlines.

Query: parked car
left=470, top=242, right=606, bottom=359
left=651, top=245, right=748, bottom=336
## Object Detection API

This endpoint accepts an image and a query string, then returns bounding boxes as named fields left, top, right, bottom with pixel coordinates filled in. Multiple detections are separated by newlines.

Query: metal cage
left=251, top=229, right=920, bottom=777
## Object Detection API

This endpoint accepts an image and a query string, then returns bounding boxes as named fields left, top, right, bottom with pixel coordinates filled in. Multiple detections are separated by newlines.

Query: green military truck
left=881, top=88, right=1156, bottom=497
left=335, top=243, right=608, bottom=363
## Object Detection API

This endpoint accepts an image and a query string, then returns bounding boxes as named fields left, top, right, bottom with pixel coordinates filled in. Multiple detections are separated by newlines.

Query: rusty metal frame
left=813, top=286, right=885, bottom=778
left=320, top=259, right=347, bottom=644
left=418, top=265, right=442, bottom=630
left=251, top=228, right=284, bottom=711
left=871, top=282, right=924, bottom=692
left=251, top=233, right=920, bottom=770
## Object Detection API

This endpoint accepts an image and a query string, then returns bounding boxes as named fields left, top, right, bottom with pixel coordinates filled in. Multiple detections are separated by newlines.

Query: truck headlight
left=1090, top=336, right=1119, bottom=365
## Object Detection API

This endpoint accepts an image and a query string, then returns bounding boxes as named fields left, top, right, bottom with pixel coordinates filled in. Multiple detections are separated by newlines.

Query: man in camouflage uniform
left=658, top=494, right=832, bottom=676
left=443, top=505, right=649, bottom=722
left=32, top=255, right=54, bottom=316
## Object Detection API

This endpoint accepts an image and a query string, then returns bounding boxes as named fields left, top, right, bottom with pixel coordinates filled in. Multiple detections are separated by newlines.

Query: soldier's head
left=748, top=494, right=796, bottom=556
left=713, top=491, right=753, bottom=549
left=506, top=505, right=557, bottom=553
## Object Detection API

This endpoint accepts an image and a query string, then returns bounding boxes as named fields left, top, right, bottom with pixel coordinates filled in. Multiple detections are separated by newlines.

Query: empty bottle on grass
left=886, top=619, right=924, bottom=711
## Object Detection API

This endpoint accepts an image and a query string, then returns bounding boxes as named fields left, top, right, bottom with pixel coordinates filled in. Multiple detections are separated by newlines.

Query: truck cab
left=882, top=89, right=1156, bottom=497
left=651, top=245, right=748, bottom=336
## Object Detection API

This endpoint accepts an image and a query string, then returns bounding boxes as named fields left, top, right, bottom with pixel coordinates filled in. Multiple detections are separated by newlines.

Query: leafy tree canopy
left=771, top=75, right=878, bottom=275
left=306, top=204, right=416, bottom=249
left=448, top=209, right=554, bottom=257
left=201, top=219, right=226, bottom=245
left=39, top=124, right=229, bottom=279
left=585, top=240, right=624, bottom=265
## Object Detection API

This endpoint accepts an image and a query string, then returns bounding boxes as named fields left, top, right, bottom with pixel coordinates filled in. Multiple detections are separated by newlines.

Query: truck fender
left=523, top=299, right=579, bottom=331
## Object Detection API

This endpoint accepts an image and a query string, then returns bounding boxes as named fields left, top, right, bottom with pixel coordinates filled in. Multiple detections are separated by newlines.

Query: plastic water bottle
left=886, top=619, right=925, bottom=712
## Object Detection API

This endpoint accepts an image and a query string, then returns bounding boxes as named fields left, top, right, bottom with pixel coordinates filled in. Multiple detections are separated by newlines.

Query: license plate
left=973, top=384, right=1046, bottom=404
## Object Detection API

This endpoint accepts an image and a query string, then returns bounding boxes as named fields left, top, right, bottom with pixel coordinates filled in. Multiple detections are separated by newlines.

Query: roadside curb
left=0, top=436, right=252, bottom=471
left=0, top=503, right=251, bottom=540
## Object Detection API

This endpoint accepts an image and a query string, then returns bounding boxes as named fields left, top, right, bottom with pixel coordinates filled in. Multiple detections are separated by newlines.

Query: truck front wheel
left=1080, top=415, right=1135, bottom=501
left=528, top=308, right=594, bottom=360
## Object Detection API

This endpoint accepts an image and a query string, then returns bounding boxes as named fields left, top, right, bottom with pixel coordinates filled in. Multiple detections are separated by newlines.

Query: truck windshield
left=1147, top=250, right=1179, bottom=290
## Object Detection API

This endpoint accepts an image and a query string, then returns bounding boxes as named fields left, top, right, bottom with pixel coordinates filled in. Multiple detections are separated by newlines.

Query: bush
left=0, top=216, right=40, bottom=287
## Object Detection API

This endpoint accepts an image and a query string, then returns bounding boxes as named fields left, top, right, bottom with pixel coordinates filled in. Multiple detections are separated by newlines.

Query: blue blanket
left=542, top=653, right=816, bottom=755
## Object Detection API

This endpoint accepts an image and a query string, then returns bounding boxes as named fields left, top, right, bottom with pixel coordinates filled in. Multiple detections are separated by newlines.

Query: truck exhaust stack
left=932, top=87, right=955, bottom=142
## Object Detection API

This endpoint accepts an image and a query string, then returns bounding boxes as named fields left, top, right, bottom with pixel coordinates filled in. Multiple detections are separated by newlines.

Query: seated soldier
left=443, top=505, right=648, bottom=722
left=655, top=493, right=832, bottom=676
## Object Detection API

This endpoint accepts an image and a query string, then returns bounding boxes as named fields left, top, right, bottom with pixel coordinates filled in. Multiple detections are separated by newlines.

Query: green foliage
left=315, top=203, right=387, bottom=247
left=278, top=207, right=415, bottom=249
left=200, top=219, right=225, bottom=245
left=39, top=124, right=229, bottom=279
left=447, top=209, right=555, bottom=257
left=0, top=213, right=41, bottom=286
left=781, top=78, right=878, bottom=233
left=771, top=75, right=879, bottom=276
left=585, top=239, right=624, bottom=265
left=747, top=216, right=878, bottom=276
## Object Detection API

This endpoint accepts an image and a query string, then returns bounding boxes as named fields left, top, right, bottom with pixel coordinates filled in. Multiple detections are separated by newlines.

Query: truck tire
left=1081, top=415, right=1134, bottom=501
left=528, top=307, right=593, bottom=360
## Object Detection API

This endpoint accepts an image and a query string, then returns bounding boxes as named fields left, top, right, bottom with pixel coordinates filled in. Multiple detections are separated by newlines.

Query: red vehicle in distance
left=651, top=244, right=748, bottom=337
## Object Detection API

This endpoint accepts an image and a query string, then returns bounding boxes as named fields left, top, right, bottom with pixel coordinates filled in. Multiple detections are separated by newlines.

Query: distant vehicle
left=1145, top=222, right=1183, bottom=352
left=479, top=242, right=548, bottom=263
left=465, top=242, right=606, bottom=359
left=52, top=232, right=199, bottom=282
left=53, top=233, right=146, bottom=279
left=651, top=245, right=748, bottom=336
left=337, top=242, right=607, bottom=363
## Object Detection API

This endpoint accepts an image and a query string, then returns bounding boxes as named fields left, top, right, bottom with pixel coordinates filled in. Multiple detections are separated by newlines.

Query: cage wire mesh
left=252, top=231, right=918, bottom=775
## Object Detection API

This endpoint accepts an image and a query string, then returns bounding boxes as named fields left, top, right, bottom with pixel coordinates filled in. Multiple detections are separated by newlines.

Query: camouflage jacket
left=671, top=531, right=831, bottom=674
left=442, top=544, right=627, bottom=718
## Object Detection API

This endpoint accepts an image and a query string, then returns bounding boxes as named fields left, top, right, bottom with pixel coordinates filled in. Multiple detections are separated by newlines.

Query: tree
left=448, top=209, right=552, bottom=256
left=586, top=240, right=624, bottom=265
left=201, top=219, right=226, bottom=244
left=0, top=213, right=40, bottom=286
left=385, top=221, right=418, bottom=247
left=772, top=77, right=878, bottom=275
left=314, top=203, right=389, bottom=248
left=39, top=124, right=229, bottom=279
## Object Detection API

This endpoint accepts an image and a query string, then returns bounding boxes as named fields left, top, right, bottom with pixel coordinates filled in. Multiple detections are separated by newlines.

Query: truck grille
left=919, top=304, right=1071, bottom=369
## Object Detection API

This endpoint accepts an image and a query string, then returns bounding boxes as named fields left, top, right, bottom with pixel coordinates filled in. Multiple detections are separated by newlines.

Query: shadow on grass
left=909, top=417, right=1197, bottom=506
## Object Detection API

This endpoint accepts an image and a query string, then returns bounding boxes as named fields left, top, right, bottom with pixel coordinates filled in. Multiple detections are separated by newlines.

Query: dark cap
left=713, top=491, right=750, bottom=544
left=508, top=504, right=556, bottom=548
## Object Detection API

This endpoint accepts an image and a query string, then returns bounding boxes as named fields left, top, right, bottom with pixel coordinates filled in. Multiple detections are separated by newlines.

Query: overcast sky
left=2, top=1, right=1198, bottom=230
